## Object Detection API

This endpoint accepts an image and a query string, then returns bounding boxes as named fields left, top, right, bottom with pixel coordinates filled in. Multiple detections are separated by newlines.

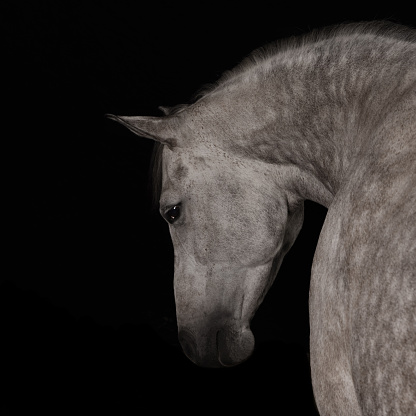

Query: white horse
left=108, top=22, right=415, bottom=415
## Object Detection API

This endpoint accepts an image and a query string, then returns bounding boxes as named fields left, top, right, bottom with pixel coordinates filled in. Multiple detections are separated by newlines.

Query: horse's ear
left=158, top=106, right=172, bottom=115
left=106, top=114, right=178, bottom=147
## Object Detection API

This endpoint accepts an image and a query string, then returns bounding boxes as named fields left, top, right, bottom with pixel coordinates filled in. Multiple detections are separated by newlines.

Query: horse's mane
left=201, top=21, right=415, bottom=98
left=150, top=21, right=415, bottom=208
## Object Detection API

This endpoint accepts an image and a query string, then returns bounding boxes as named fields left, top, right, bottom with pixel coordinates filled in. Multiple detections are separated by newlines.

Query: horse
left=107, top=21, right=416, bottom=415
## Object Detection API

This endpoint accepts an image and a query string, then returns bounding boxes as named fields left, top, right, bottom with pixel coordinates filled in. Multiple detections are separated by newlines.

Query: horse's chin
left=178, top=326, right=255, bottom=368
left=217, top=327, right=255, bottom=367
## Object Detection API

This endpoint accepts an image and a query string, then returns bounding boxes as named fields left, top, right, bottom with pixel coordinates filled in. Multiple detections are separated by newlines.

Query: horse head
left=107, top=103, right=304, bottom=367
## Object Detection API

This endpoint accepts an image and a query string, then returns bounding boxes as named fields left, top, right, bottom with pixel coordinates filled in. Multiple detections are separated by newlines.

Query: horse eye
left=165, top=205, right=181, bottom=224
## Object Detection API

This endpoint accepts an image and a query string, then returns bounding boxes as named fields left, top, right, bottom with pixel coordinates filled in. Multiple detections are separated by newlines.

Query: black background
left=2, top=2, right=415, bottom=415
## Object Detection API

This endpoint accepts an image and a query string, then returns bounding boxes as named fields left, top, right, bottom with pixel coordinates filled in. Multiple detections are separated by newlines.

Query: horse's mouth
left=178, top=326, right=255, bottom=368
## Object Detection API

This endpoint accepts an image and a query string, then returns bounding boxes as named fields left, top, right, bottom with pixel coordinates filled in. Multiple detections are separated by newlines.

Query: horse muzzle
left=178, top=325, right=255, bottom=368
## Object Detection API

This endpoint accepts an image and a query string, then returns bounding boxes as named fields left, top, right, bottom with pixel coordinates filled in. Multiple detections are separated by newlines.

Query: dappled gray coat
left=109, top=22, right=416, bottom=416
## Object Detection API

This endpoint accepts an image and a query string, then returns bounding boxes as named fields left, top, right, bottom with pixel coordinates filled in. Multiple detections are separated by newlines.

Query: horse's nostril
left=178, top=329, right=197, bottom=362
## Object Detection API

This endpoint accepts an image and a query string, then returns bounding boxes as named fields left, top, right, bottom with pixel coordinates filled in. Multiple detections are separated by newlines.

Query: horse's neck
left=206, top=35, right=416, bottom=208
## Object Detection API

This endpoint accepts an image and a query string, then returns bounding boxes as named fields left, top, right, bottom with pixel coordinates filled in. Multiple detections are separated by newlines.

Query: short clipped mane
left=150, top=21, right=415, bottom=208
left=197, top=21, right=415, bottom=100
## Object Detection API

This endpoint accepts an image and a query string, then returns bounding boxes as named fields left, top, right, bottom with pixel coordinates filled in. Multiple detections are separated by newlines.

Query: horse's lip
left=178, top=325, right=255, bottom=368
